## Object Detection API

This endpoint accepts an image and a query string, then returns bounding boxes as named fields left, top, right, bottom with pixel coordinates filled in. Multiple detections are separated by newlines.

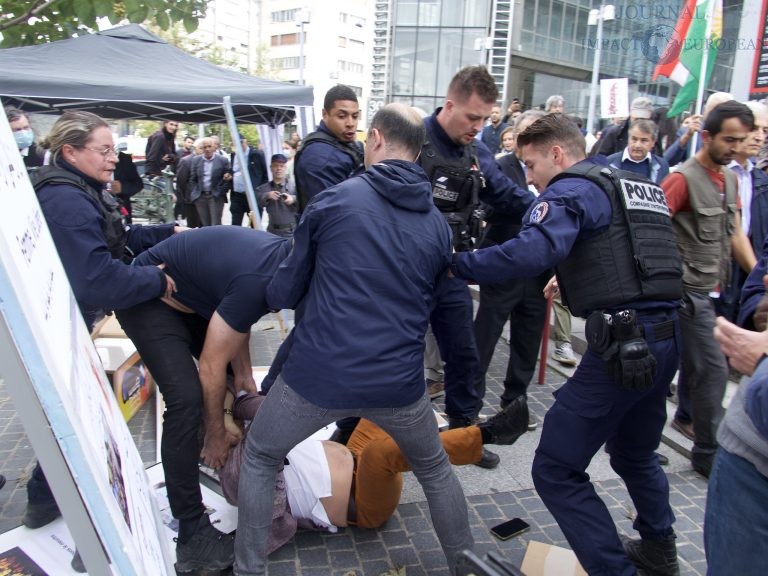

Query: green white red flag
left=652, top=0, right=723, bottom=116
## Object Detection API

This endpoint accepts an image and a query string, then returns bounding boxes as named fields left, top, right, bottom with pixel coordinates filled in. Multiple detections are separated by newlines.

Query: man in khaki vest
left=662, top=101, right=756, bottom=478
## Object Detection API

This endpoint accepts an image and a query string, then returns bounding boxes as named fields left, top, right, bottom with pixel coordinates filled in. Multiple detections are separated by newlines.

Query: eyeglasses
left=83, top=146, right=119, bottom=158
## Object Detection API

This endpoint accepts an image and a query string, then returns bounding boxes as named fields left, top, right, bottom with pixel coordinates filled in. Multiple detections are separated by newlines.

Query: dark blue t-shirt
left=133, top=227, right=291, bottom=332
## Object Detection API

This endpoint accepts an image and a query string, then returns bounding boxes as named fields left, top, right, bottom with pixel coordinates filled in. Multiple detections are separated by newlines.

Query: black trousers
left=473, top=272, right=549, bottom=408
left=116, top=301, right=209, bottom=524
left=230, top=191, right=251, bottom=227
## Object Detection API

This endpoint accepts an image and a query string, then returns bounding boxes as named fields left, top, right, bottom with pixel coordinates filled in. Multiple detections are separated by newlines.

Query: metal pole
left=586, top=7, right=604, bottom=136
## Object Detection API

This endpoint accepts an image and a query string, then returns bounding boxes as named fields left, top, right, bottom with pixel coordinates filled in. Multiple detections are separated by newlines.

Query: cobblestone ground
left=0, top=317, right=709, bottom=575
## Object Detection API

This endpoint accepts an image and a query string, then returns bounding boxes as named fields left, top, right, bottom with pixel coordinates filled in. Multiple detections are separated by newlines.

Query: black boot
left=449, top=416, right=500, bottom=469
left=478, top=395, right=529, bottom=445
left=621, top=533, right=680, bottom=576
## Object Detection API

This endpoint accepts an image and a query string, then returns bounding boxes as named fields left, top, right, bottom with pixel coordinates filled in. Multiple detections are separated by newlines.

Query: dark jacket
left=591, top=120, right=629, bottom=157
left=267, top=159, right=452, bottom=409
left=230, top=147, right=268, bottom=192
left=606, top=151, right=670, bottom=184
left=188, top=154, right=231, bottom=201
left=294, top=121, right=363, bottom=205
left=35, top=162, right=173, bottom=330
left=145, top=128, right=177, bottom=176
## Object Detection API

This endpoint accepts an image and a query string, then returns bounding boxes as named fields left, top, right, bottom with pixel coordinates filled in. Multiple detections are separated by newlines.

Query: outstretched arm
left=199, top=312, right=251, bottom=469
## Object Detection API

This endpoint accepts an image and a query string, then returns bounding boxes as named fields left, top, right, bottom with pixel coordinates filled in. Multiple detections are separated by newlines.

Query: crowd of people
left=4, top=66, right=768, bottom=576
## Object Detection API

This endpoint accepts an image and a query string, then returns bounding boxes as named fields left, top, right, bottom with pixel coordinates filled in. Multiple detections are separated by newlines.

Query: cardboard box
left=521, top=541, right=587, bottom=576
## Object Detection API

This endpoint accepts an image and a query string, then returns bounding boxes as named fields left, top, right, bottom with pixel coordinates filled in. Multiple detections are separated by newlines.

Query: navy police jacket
left=36, top=162, right=174, bottom=330
left=267, top=159, right=452, bottom=409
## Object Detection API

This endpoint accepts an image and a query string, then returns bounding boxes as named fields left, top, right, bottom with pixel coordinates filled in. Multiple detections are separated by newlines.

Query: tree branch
left=0, top=0, right=62, bottom=34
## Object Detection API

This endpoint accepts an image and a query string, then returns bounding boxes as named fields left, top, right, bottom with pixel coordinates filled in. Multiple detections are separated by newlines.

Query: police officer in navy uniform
left=452, top=114, right=683, bottom=576
left=420, top=66, right=536, bottom=469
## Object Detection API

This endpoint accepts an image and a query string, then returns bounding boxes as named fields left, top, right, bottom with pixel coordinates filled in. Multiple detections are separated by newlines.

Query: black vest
left=32, top=166, right=128, bottom=262
left=294, top=131, right=364, bottom=212
left=420, top=139, right=483, bottom=251
left=551, top=163, right=683, bottom=317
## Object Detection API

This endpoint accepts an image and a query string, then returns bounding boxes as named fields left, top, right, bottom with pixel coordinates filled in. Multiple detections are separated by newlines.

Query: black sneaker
left=0, top=474, right=5, bottom=490
left=175, top=519, right=235, bottom=573
left=479, top=396, right=529, bottom=445
left=22, top=500, right=61, bottom=529
left=621, top=534, right=680, bottom=576
left=71, top=549, right=86, bottom=573
left=475, top=448, right=500, bottom=469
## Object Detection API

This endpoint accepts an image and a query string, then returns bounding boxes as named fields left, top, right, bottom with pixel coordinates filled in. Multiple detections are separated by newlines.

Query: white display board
left=600, top=78, right=629, bottom=119
left=0, top=112, right=174, bottom=575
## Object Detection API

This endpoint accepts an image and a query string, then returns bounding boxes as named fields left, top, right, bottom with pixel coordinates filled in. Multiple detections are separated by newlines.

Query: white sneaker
left=552, top=342, right=577, bottom=366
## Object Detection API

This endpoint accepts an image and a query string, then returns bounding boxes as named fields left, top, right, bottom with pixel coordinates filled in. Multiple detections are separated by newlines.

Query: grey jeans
left=194, top=193, right=225, bottom=226
left=233, top=376, right=473, bottom=575
left=678, top=290, right=729, bottom=467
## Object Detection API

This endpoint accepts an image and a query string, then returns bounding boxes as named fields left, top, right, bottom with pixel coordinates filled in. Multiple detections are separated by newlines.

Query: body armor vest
left=551, top=164, right=683, bottom=317
left=294, top=131, right=364, bottom=212
left=32, top=166, right=128, bottom=262
left=420, top=139, right=483, bottom=251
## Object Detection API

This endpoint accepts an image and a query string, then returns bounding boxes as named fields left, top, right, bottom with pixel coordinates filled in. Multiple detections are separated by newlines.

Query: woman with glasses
left=27, top=111, right=180, bottom=568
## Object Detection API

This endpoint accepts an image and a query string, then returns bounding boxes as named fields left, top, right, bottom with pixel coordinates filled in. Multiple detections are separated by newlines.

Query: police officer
left=420, top=66, right=535, bottom=469
left=294, top=84, right=364, bottom=212
left=452, top=114, right=683, bottom=576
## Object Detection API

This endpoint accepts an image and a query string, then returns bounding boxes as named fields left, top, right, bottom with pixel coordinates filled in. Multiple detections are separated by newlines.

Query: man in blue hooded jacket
left=234, top=103, right=521, bottom=576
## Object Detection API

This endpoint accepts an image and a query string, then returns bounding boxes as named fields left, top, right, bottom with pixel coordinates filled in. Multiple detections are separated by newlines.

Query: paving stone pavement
left=0, top=316, right=709, bottom=575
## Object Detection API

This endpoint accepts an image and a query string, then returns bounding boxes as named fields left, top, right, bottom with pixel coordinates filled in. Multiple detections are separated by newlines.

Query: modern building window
left=271, top=33, right=300, bottom=47
left=272, top=9, right=300, bottom=23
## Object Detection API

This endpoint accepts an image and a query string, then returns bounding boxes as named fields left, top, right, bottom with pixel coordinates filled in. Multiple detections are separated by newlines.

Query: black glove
left=614, top=337, right=657, bottom=391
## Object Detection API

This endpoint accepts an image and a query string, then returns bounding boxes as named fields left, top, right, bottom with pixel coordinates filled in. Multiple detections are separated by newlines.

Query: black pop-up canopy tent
left=0, top=24, right=313, bottom=125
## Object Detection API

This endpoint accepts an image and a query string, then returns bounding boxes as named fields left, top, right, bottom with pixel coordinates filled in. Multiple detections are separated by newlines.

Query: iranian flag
left=653, top=0, right=723, bottom=116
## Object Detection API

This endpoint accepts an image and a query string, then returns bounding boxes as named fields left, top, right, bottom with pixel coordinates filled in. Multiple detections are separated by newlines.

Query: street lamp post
left=586, top=4, right=614, bottom=136
left=296, top=7, right=311, bottom=86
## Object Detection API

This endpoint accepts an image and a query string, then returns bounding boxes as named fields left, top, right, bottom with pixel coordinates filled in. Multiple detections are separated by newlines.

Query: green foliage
left=0, top=0, right=210, bottom=47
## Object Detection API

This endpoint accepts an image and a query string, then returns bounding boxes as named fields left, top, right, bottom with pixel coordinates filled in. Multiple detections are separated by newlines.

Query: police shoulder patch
left=529, top=202, right=549, bottom=224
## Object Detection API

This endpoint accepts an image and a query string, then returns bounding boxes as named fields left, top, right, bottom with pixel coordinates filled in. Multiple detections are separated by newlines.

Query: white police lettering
left=432, top=176, right=459, bottom=202
left=619, top=179, right=669, bottom=216
left=529, top=202, right=549, bottom=224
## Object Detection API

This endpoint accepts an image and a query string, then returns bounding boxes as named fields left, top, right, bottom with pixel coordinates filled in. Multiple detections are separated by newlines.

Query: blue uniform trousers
left=430, top=274, right=482, bottom=420
left=532, top=310, right=679, bottom=576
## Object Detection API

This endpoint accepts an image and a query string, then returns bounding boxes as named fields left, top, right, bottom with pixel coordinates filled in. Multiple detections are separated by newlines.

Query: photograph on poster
left=0, top=546, right=46, bottom=575
left=103, top=415, right=130, bottom=529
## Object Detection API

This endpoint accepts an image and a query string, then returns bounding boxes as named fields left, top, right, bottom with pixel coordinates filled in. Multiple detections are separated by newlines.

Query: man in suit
left=189, top=137, right=232, bottom=226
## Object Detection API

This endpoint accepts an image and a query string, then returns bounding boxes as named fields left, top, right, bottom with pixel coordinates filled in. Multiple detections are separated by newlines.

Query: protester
left=606, top=119, right=670, bottom=184
left=591, top=96, right=655, bottom=157
left=451, top=113, right=684, bottom=576
left=480, top=104, right=508, bottom=154
left=234, top=103, right=474, bottom=576
left=663, top=101, right=756, bottom=478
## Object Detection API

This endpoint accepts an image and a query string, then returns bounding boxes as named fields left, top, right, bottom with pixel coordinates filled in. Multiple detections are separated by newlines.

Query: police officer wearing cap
left=452, top=114, right=683, bottom=576
left=420, top=66, right=536, bottom=469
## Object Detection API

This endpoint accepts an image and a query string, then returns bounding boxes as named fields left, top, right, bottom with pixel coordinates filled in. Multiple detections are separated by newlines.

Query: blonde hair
left=42, top=111, right=109, bottom=166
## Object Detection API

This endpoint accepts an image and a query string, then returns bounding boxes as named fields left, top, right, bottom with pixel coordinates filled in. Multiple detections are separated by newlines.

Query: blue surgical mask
left=14, top=129, right=34, bottom=150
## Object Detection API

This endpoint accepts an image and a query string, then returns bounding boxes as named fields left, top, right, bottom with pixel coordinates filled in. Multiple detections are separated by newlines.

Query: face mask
left=14, top=129, right=34, bottom=150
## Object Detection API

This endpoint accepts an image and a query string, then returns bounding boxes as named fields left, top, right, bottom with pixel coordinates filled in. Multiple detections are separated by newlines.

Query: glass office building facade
left=386, top=0, right=745, bottom=124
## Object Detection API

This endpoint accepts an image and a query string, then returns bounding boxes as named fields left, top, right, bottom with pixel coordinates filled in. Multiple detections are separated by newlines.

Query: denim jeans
left=704, top=448, right=768, bottom=575
left=234, top=376, right=473, bottom=575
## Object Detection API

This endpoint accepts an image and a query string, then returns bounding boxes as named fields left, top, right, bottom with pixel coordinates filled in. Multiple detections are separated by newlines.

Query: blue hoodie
left=267, top=159, right=452, bottom=409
